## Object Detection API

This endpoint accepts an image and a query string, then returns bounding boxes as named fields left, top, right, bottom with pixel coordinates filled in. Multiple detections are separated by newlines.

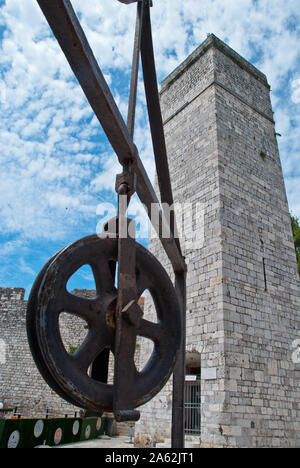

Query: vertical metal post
left=172, top=270, right=187, bottom=448
left=127, top=1, right=143, bottom=138
left=140, top=0, right=181, bottom=248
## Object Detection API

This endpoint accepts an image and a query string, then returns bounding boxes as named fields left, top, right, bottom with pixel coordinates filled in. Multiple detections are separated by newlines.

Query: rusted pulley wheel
left=26, top=249, right=87, bottom=409
left=30, top=235, right=181, bottom=413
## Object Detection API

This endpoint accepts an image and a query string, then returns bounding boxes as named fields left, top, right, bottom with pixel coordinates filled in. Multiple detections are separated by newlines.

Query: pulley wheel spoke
left=71, top=329, right=108, bottom=372
left=136, top=272, right=149, bottom=296
left=26, top=250, right=87, bottom=408
left=137, top=318, right=162, bottom=344
left=92, top=259, right=117, bottom=295
left=60, top=291, right=98, bottom=325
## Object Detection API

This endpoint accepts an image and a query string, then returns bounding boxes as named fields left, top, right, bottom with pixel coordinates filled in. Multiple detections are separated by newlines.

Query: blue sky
left=0, top=0, right=299, bottom=297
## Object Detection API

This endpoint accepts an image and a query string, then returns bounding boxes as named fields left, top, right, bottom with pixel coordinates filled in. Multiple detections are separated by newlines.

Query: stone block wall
left=213, top=44, right=300, bottom=447
left=0, top=287, right=87, bottom=418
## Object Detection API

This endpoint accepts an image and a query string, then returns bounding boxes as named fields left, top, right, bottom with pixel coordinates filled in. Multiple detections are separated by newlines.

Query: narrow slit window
left=263, top=258, right=268, bottom=291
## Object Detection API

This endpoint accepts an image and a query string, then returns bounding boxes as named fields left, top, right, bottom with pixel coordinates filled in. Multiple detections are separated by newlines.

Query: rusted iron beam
left=127, top=1, right=144, bottom=139
left=118, top=0, right=153, bottom=6
left=36, top=0, right=186, bottom=273
left=113, top=175, right=140, bottom=422
left=113, top=215, right=141, bottom=422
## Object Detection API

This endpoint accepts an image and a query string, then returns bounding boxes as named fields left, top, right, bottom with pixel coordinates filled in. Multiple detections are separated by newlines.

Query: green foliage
left=260, top=151, right=267, bottom=160
left=67, top=344, right=78, bottom=355
left=291, top=215, right=300, bottom=276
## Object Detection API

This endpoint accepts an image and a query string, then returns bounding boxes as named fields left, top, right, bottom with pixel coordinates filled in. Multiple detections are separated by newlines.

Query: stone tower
left=136, top=34, right=300, bottom=448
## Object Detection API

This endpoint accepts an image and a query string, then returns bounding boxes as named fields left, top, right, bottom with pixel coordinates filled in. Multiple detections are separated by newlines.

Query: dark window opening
left=263, top=257, right=268, bottom=291
left=184, top=366, right=201, bottom=435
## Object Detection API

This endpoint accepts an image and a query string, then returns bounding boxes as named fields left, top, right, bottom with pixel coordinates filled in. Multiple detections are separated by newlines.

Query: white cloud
left=19, top=258, right=35, bottom=277
left=0, top=239, right=25, bottom=257
left=291, top=79, right=300, bottom=104
left=0, top=0, right=299, bottom=286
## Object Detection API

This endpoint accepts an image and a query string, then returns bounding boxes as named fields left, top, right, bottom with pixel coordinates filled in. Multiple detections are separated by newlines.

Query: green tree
left=291, top=215, right=300, bottom=276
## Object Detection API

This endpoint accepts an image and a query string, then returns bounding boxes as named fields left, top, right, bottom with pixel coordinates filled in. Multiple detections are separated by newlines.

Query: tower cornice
left=160, top=34, right=270, bottom=94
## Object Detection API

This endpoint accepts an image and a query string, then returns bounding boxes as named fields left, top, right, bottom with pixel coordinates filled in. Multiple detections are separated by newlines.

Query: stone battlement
left=0, top=287, right=25, bottom=302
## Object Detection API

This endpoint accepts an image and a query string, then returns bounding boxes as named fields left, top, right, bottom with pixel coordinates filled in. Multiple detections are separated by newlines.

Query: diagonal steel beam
left=140, top=1, right=181, bottom=254
left=36, top=0, right=186, bottom=273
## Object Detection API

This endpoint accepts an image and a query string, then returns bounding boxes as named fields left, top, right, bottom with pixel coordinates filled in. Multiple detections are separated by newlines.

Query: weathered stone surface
left=135, top=34, right=300, bottom=448
left=0, top=287, right=89, bottom=417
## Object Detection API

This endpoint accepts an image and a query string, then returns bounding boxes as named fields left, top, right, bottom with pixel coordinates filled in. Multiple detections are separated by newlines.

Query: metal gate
left=184, top=379, right=201, bottom=434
